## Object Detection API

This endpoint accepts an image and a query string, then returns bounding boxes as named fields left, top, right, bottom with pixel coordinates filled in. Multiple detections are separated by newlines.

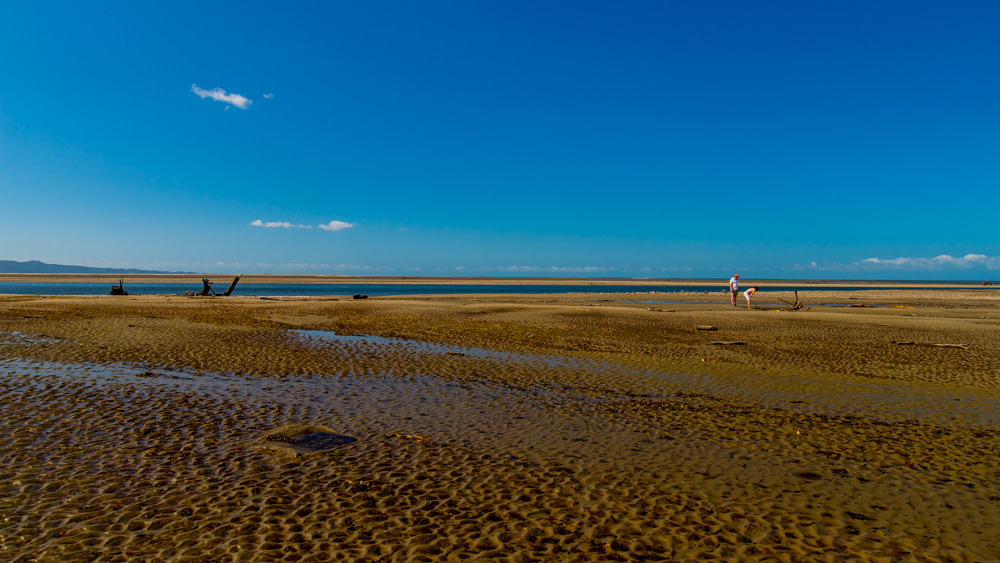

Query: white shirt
left=730, top=277, right=739, bottom=291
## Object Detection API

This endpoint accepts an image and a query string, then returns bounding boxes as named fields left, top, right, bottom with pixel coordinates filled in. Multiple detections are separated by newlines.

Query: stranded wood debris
left=892, top=341, right=969, bottom=349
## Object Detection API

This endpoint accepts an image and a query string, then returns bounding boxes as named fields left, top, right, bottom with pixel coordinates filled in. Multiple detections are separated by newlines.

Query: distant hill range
left=0, top=260, right=185, bottom=275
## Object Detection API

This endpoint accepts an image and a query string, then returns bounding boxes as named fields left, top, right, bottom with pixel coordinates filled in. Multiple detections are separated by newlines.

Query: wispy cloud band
left=860, top=254, right=1000, bottom=269
left=796, top=253, right=1000, bottom=272
left=191, top=84, right=252, bottom=109
left=490, top=265, right=616, bottom=273
left=250, top=219, right=355, bottom=231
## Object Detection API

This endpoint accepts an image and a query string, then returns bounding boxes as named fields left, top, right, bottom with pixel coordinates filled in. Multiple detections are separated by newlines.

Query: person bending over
left=743, top=287, right=759, bottom=310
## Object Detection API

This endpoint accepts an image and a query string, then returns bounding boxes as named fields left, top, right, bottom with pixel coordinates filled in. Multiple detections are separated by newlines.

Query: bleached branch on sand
left=776, top=289, right=806, bottom=311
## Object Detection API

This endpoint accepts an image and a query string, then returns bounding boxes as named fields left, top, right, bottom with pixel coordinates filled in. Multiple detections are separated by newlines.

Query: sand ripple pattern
left=1, top=351, right=998, bottom=561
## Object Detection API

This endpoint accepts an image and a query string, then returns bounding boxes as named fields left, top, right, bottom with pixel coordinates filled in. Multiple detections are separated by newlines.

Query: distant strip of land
left=0, top=272, right=989, bottom=288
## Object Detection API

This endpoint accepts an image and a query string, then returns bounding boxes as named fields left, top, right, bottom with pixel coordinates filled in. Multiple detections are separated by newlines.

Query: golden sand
left=1, top=286, right=998, bottom=561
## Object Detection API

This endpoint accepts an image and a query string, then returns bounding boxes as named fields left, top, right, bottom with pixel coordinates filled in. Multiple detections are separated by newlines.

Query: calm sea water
left=0, top=282, right=988, bottom=297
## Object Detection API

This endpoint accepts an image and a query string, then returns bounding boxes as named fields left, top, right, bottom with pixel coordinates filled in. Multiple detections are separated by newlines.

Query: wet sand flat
left=1, top=289, right=999, bottom=561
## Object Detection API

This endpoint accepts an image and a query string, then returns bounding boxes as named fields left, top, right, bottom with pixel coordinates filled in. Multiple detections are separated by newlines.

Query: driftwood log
left=223, top=275, right=242, bottom=297
left=892, top=341, right=968, bottom=349
left=195, top=275, right=242, bottom=297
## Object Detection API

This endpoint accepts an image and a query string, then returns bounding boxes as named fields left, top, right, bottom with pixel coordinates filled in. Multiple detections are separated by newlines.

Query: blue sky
left=1, top=1, right=998, bottom=279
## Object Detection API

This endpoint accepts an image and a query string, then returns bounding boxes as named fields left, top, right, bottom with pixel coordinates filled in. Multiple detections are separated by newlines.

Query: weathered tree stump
left=110, top=278, right=128, bottom=296
left=198, top=278, right=216, bottom=296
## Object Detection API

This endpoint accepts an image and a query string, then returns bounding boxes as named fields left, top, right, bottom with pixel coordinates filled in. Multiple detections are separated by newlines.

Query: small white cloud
left=250, top=220, right=311, bottom=229
left=191, top=84, right=252, bottom=109
left=319, top=220, right=355, bottom=231
left=263, top=93, right=274, bottom=99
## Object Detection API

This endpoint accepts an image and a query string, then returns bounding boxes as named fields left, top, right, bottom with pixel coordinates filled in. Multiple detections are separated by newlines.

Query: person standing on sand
left=729, top=274, right=740, bottom=306
left=744, top=286, right=759, bottom=310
